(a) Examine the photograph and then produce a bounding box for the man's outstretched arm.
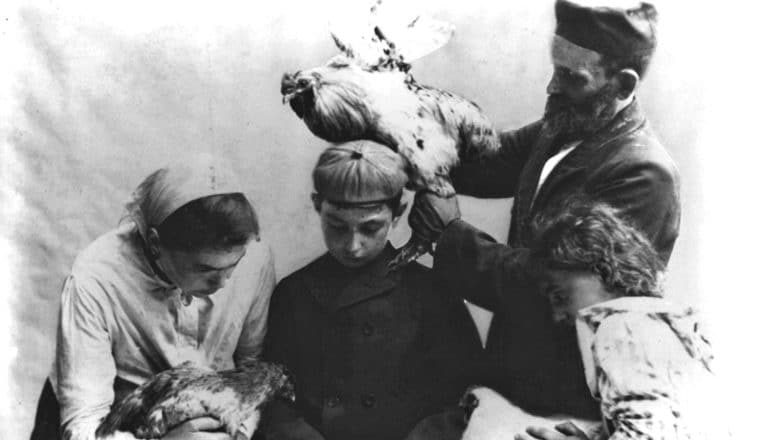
[450,121,543,198]
[409,191,530,312]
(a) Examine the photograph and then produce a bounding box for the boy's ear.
[311,193,323,212]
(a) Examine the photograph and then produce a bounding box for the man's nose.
[546,73,561,95]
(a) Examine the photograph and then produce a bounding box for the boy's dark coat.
[261,245,481,440]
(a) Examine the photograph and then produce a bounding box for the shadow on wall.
[3,1,704,438]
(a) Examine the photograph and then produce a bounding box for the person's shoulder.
[584,297,688,346]
[605,115,677,167]
[64,227,135,304]
[71,224,139,279]
[398,260,443,296]
[402,259,431,275]
[287,252,334,278]
[275,253,333,292]
[597,127,679,185]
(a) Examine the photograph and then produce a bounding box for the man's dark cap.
[555,0,658,58]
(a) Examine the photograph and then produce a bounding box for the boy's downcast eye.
[360,222,384,235]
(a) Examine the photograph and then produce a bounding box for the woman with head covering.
[32,155,275,440]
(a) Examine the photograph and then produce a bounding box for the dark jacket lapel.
[512,128,560,245]
[304,245,402,312]
[529,100,647,212]
[333,245,401,310]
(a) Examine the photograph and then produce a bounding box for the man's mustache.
[545,94,593,116]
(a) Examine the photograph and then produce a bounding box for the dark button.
[361,323,374,336]
[361,393,376,408]
[327,396,341,408]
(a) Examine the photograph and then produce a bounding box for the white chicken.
[459,386,605,440]
[280,0,500,269]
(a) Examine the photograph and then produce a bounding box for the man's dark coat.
[439,99,681,418]
[260,244,482,440]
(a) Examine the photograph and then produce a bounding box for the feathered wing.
[139,380,239,438]
[141,364,289,437]
[98,361,292,438]
[369,82,499,196]
[328,0,454,69]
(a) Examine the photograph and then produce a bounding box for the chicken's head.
[280,54,408,144]
[281,70,318,119]
[459,386,481,424]
[274,364,296,403]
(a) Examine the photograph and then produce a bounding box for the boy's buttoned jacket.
[261,244,481,440]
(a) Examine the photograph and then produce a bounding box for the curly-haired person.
[516,200,728,440]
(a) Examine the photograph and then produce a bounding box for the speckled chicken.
[95,360,294,439]
[281,1,500,269]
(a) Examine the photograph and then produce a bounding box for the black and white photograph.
[1,0,762,439]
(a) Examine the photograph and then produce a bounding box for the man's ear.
[146,227,162,259]
[615,68,639,100]
[311,193,323,212]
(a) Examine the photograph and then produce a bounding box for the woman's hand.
[514,421,591,440]
[162,417,231,440]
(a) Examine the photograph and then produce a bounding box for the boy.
[260,141,481,440]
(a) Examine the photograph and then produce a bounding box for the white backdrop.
[1,1,717,438]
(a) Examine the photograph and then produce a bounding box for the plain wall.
[2,1,705,438]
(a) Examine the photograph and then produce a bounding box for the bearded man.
[405,1,681,437]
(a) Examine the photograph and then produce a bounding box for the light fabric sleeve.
[593,313,692,440]
[54,276,138,440]
[233,242,276,365]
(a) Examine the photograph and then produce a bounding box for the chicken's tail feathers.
[95,391,147,437]
[449,98,501,162]
[94,376,174,436]
[458,122,501,163]
[95,363,201,436]
[327,1,454,69]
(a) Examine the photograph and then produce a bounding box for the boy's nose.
[346,233,364,253]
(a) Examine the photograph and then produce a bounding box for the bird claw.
[387,238,433,272]
[386,250,415,272]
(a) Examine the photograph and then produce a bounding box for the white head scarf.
[126,154,243,240]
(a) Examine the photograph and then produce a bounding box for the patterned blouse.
[575,297,728,439]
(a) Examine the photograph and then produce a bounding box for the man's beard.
[543,83,619,142]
